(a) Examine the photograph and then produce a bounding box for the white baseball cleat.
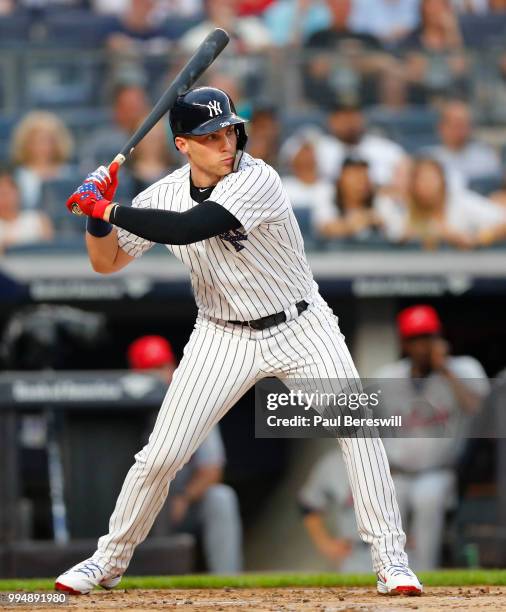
[55,557,122,595]
[376,564,423,596]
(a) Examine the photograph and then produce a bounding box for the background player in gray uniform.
[374,304,489,570]
[298,451,371,573]
[55,87,422,596]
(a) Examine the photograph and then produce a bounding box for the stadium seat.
[22,54,103,109]
[396,132,440,154]
[59,108,112,149]
[40,176,84,237]
[469,175,503,197]
[42,12,117,48]
[40,173,136,237]
[0,114,17,139]
[5,237,87,255]
[0,141,9,163]
[0,15,32,47]
[322,234,393,251]
[459,14,506,48]
[281,111,326,141]
[367,106,439,140]
[164,15,205,40]
[0,115,17,161]
[293,207,313,238]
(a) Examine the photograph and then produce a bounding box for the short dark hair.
[111,82,145,104]
[327,101,362,114]
[251,102,278,119]
[342,156,369,169]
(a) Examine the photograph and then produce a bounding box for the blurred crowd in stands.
[1,0,506,253]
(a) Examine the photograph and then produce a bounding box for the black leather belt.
[229,300,309,331]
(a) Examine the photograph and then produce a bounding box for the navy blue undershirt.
[111,175,241,245]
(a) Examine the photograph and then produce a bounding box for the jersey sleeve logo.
[219,229,248,252]
[207,100,222,117]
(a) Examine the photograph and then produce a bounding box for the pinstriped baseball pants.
[96,295,408,574]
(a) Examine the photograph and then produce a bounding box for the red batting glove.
[104,162,120,200]
[85,162,120,201]
[66,182,111,219]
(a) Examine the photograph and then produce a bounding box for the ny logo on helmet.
[207,100,222,117]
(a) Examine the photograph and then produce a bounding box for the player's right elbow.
[89,257,116,275]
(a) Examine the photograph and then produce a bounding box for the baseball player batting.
[56,87,422,596]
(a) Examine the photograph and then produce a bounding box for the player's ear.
[174,136,188,154]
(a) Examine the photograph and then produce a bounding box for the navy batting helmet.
[169,86,248,153]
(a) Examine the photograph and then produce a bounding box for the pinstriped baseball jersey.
[117,153,317,321]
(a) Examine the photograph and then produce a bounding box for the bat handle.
[109,153,127,170]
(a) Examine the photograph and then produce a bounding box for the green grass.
[0,570,506,591]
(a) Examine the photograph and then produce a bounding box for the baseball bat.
[71,28,229,214]
[112,27,230,166]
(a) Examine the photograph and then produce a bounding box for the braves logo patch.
[219,229,248,252]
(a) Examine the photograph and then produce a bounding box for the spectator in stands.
[245,103,281,169]
[0,166,53,252]
[10,111,75,211]
[318,157,384,240]
[352,0,420,44]
[400,0,463,51]
[80,82,150,172]
[105,0,170,54]
[303,0,399,107]
[280,127,335,234]
[263,0,332,47]
[127,335,243,574]
[374,304,489,569]
[282,135,385,241]
[376,157,506,248]
[425,99,501,187]
[399,0,469,102]
[314,102,407,186]
[298,450,370,572]
[179,0,272,53]
[94,0,203,19]
[451,0,488,11]
[305,0,381,49]
[128,120,175,194]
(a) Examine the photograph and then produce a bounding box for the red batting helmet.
[397,305,442,339]
[127,335,175,370]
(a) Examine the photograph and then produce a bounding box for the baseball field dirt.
[3,586,506,611]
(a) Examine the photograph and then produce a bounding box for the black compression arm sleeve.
[111,200,241,245]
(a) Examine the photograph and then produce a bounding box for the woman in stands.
[322,156,383,241]
[282,132,384,242]
[10,111,75,210]
[0,165,53,252]
[376,157,506,249]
